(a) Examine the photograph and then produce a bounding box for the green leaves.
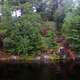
[62,8,80,54]
[3,2,42,54]
[46,30,57,48]
[2,1,57,55]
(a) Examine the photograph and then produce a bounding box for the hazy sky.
[74,0,79,7]
[12,9,22,17]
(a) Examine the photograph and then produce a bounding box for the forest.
[0,0,80,62]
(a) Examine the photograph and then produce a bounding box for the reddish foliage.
[58,35,76,60]
[67,49,76,60]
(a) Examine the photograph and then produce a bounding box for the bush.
[3,2,57,55]
[3,2,43,54]
[62,12,80,54]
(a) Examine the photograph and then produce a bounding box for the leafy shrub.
[3,2,43,54]
[62,12,80,54]
[3,2,57,55]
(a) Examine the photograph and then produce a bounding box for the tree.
[3,1,57,55]
[0,0,12,31]
[34,0,74,31]
[53,0,74,31]
[62,4,80,54]
[3,2,43,54]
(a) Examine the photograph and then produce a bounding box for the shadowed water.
[0,60,80,80]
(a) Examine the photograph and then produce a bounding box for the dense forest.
[0,0,80,60]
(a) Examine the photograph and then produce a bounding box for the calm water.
[0,60,80,80]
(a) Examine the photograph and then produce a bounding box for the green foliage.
[0,0,13,37]
[46,30,57,48]
[3,2,43,54]
[2,1,57,55]
[62,9,80,54]
[62,12,74,35]
[41,28,57,50]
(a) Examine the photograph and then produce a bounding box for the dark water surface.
[0,60,80,80]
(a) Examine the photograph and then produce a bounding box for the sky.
[12,9,22,17]
[73,0,79,7]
